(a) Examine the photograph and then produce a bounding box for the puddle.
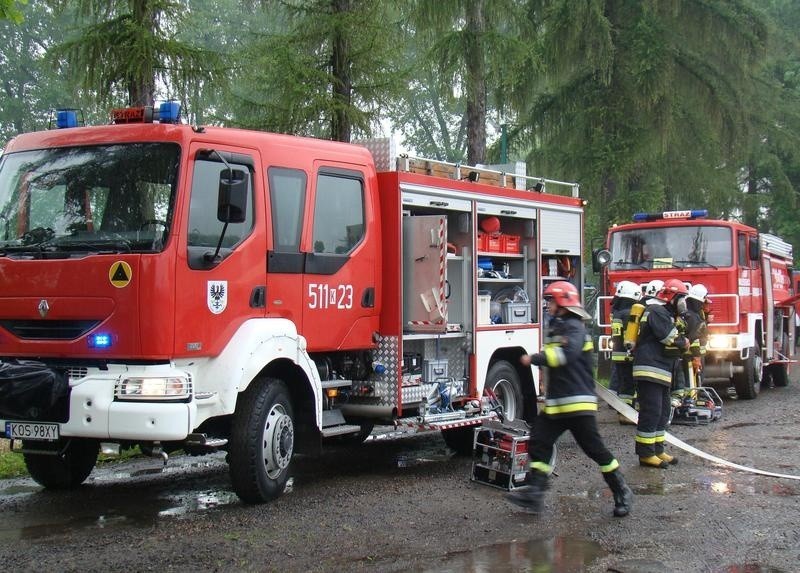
[420,537,607,573]
[584,476,799,500]
[396,451,452,468]
[0,484,42,496]
[713,565,787,573]
[722,422,761,430]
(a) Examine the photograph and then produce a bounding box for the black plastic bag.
[0,361,69,421]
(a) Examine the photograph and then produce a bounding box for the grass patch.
[0,441,27,478]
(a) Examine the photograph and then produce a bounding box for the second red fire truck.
[595,210,795,400]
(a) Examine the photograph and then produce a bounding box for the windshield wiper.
[41,239,132,253]
[610,261,648,270]
[672,260,718,269]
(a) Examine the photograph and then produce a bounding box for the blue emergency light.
[56,109,78,129]
[88,333,112,349]
[632,209,708,222]
[158,101,181,123]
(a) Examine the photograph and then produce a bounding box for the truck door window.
[311,172,364,255]
[187,159,254,259]
[738,233,747,267]
[268,167,306,252]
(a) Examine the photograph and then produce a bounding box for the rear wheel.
[23,438,99,489]
[229,379,295,504]
[767,363,788,388]
[732,347,761,400]
[485,360,523,421]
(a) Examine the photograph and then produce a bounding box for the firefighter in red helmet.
[507,281,633,517]
[632,278,689,468]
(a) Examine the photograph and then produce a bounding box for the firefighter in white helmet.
[633,279,689,468]
[507,281,633,517]
[684,283,711,381]
[609,281,642,423]
[643,279,665,304]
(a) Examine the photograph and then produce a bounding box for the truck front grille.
[0,319,101,340]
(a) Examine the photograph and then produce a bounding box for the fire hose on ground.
[594,382,800,481]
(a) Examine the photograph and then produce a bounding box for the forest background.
[1,0,799,268]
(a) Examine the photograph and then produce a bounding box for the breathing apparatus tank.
[623,302,646,350]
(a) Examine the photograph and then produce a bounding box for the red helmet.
[480,216,501,234]
[544,281,590,319]
[656,278,688,302]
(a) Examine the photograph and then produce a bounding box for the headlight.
[115,376,192,401]
[708,334,737,350]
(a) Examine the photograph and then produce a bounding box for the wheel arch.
[486,346,535,396]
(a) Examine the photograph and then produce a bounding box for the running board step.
[321,424,362,438]
[185,433,228,448]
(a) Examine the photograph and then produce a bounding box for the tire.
[767,364,789,388]
[229,379,295,504]
[485,360,524,421]
[23,438,99,489]
[441,426,475,456]
[732,347,762,400]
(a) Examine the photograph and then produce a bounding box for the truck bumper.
[1,364,196,442]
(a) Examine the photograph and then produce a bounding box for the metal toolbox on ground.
[471,420,530,490]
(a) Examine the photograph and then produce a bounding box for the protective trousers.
[528,414,619,475]
[615,362,637,407]
[635,380,671,457]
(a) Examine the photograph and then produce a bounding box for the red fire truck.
[0,105,584,502]
[595,210,795,400]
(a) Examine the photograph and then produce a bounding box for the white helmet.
[644,279,664,298]
[615,280,642,301]
[687,283,710,303]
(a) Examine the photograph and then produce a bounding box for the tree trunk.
[465,0,486,165]
[330,0,352,142]
[128,0,156,106]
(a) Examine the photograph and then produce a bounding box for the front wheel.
[732,347,761,400]
[23,438,99,489]
[229,379,295,504]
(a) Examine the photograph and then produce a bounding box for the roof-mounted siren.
[49,108,84,129]
[110,101,182,125]
[632,209,708,222]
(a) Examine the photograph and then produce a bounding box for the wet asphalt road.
[0,380,798,573]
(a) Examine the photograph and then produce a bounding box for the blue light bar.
[88,333,112,349]
[56,110,78,129]
[632,209,708,222]
[158,101,181,124]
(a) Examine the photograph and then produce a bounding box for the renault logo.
[38,299,49,318]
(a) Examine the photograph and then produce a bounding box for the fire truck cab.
[595,210,795,400]
[0,105,585,502]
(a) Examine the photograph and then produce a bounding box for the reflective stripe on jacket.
[530,314,598,418]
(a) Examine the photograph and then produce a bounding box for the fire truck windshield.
[0,143,180,255]
[608,225,732,270]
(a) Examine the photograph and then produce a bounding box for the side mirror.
[748,236,759,262]
[592,248,611,273]
[217,169,249,223]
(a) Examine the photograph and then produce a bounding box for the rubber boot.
[639,455,669,469]
[506,470,549,514]
[602,469,633,517]
[657,452,678,465]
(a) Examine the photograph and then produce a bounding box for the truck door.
[174,145,267,357]
[301,164,379,351]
